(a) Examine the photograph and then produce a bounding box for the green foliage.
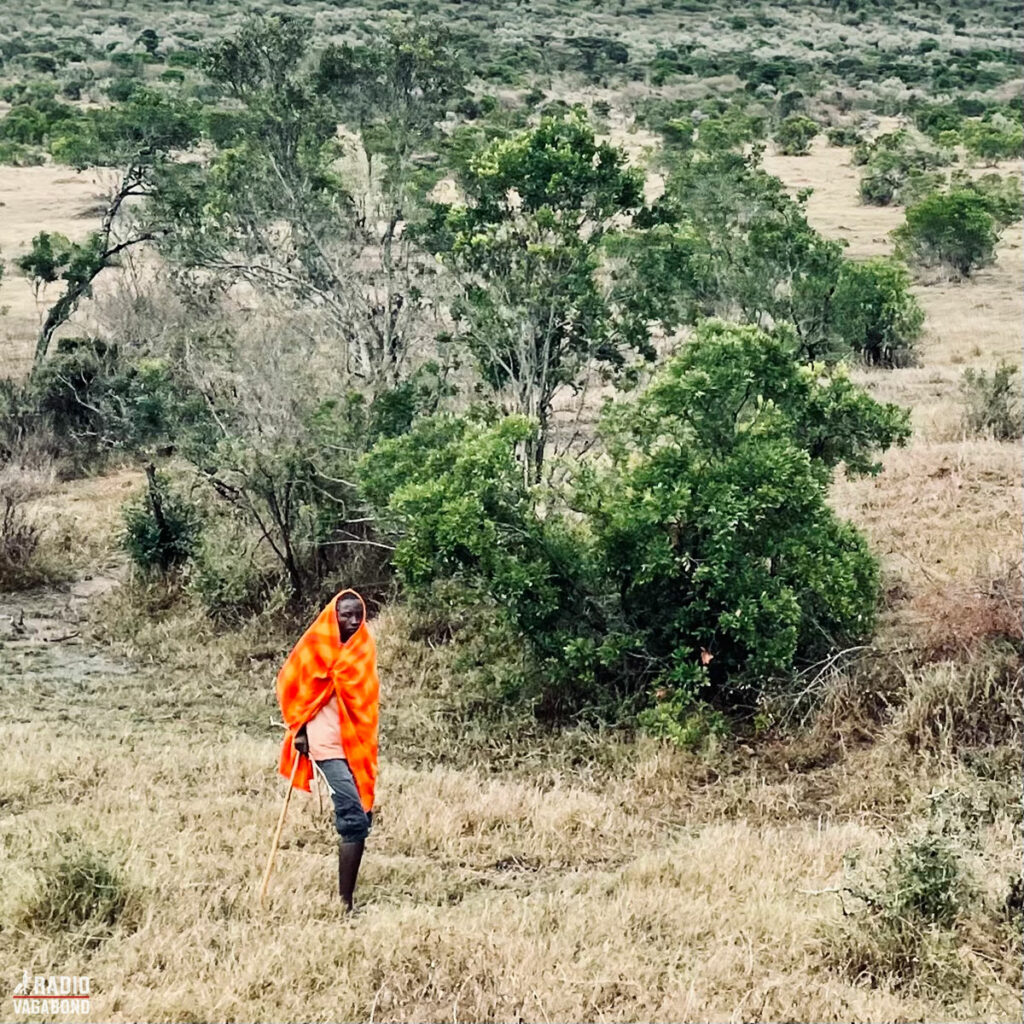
[0,140,44,166]
[187,526,280,623]
[893,190,999,278]
[962,119,1023,164]
[15,231,74,293]
[0,95,80,146]
[121,467,201,574]
[429,109,649,479]
[856,132,952,207]
[960,363,1023,440]
[637,695,728,751]
[774,114,818,155]
[949,171,1023,228]
[827,830,977,995]
[913,103,962,140]
[165,18,465,392]
[628,149,888,364]
[47,87,201,169]
[361,321,909,725]
[136,28,160,56]
[833,258,924,367]
[826,124,863,147]
[7,340,187,470]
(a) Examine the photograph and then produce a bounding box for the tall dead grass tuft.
[891,650,1022,754]
[913,563,1023,661]
[0,461,67,590]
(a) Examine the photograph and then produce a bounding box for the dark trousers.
[314,758,371,842]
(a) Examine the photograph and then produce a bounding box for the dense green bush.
[962,119,1023,164]
[894,190,1000,278]
[6,339,188,471]
[361,321,909,726]
[856,131,953,207]
[0,95,80,145]
[833,258,924,367]
[826,124,863,147]
[122,466,201,574]
[0,140,44,165]
[774,114,818,155]
[948,171,1023,228]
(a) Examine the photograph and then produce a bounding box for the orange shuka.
[275,590,379,811]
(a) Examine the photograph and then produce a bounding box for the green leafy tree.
[165,17,465,390]
[893,190,1000,278]
[136,29,160,57]
[24,90,200,369]
[429,109,650,480]
[625,149,849,362]
[833,258,924,366]
[774,114,818,155]
[361,321,910,723]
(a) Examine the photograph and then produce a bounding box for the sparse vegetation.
[960,362,1023,440]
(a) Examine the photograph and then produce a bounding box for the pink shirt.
[306,693,346,761]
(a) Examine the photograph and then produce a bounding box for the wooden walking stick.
[259,754,302,907]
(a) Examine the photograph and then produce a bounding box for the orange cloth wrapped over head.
[275,590,379,811]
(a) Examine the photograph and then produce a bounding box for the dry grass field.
[0,131,1021,1022]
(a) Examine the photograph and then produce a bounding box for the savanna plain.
[0,1,1022,1021]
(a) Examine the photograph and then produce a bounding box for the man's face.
[336,597,363,642]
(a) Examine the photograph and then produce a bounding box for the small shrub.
[826,124,862,147]
[960,362,1022,439]
[637,693,728,751]
[963,121,1023,165]
[121,465,201,574]
[0,464,63,590]
[187,527,280,624]
[0,140,44,166]
[823,831,975,995]
[950,171,1023,228]
[774,114,818,155]
[893,190,999,278]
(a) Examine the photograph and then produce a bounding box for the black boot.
[338,839,365,912]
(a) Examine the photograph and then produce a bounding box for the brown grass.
[0,107,1021,1023]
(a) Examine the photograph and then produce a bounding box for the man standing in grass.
[276,589,379,911]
